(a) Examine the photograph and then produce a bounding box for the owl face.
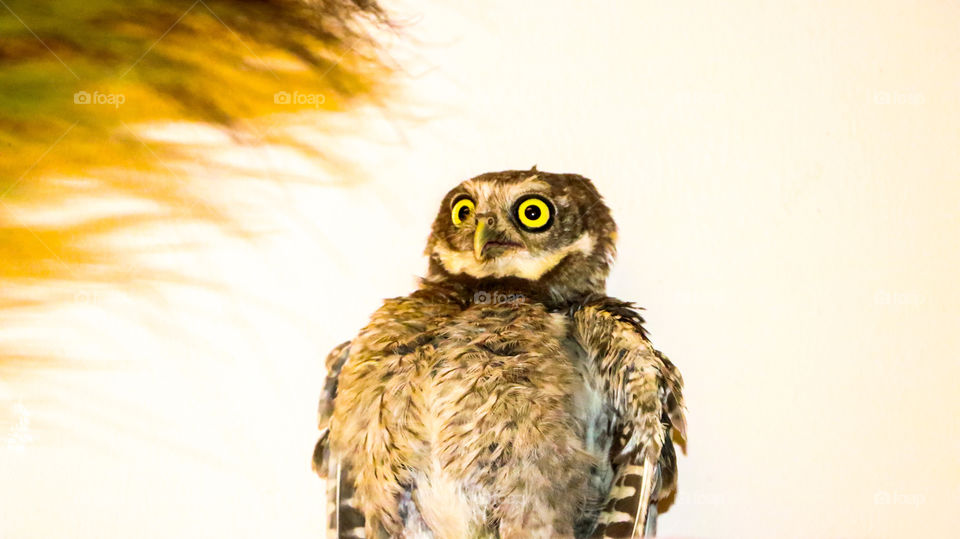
[425,169,617,297]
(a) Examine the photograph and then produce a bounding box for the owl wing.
[571,298,686,538]
[312,341,367,539]
[312,340,351,477]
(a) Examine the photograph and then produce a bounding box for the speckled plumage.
[313,169,685,538]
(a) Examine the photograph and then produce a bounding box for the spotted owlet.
[313,169,685,538]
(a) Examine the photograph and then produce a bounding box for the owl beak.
[473,218,497,261]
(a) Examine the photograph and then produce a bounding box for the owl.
[313,169,685,538]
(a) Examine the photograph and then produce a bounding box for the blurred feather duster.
[0,0,390,283]
[0,1,392,376]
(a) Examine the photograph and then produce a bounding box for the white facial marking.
[433,233,596,280]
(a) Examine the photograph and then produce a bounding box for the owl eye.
[514,195,553,232]
[451,197,475,226]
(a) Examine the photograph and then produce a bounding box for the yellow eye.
[451,197,475,226]
[515,196,553,231]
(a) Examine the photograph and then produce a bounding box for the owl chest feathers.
[331,296,615,533]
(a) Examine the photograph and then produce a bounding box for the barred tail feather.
[590,461,646,538]
[326,456,366,539]
[631,457,658,538]
[591,459,662,538]
[593,427,677,538]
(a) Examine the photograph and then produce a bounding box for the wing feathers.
[572,298,686,537]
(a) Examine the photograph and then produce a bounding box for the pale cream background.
[2,1,959,537]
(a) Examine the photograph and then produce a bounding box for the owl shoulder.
[566,294,650,342]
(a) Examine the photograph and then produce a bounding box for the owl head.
[424,168,617,303]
